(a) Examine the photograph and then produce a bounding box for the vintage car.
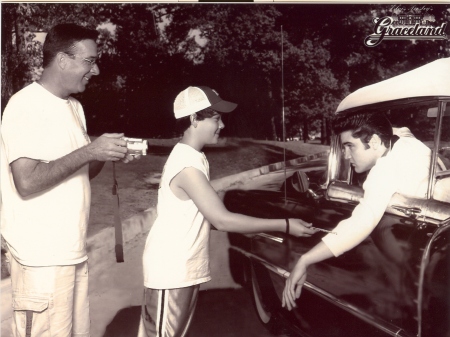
[223,57,450,337]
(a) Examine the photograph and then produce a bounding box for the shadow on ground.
[102,288,286,337]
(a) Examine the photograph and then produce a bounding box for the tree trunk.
[271,116,277,141]
[1,6,16,113]
[302,117,309,143]
[321,116,325,144]
[325,117,332,145]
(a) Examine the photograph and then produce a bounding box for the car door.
[251,101,443,337]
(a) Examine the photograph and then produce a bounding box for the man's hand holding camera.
[87,133,147,163]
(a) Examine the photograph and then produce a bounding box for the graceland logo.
[365,16,448,47]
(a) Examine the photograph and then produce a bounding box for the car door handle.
[391,205,422,217]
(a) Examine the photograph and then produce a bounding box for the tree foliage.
[2,3,449,142]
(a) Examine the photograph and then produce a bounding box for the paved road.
[87,228,291,337]
[1,169,304,337]
[2,153,324,336]
[91,228,292,337]
[93,163,309,337]
[103,288,290,337]
[1,193,294,337]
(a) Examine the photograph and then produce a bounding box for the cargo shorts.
[5,250,90,337]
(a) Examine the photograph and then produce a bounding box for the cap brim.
[210,100,237,113]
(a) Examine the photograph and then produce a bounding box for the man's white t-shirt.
[142,143,212,289]
[322,135,431,257]
[1,82,91,266]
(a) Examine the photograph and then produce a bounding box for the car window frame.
[327,97,450,204]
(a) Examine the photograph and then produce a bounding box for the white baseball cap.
[173,86,237,119]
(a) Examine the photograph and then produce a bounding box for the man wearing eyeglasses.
[1,23,136,337]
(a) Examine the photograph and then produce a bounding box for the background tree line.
[2,3,449,143]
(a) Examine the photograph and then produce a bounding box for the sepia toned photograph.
[1,2,449,336]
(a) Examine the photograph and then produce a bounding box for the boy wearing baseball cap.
[138,86,317,337]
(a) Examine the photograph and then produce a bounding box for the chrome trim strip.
[428,100,446,198]
[231,246,412,337]
[257,233,284,243]
[327,181,450,225]
[326,136,340,186]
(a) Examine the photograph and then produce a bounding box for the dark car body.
[223,58,450,337]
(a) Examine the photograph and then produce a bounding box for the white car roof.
[336,57,450,113]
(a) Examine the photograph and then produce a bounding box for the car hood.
[337,57,450,113]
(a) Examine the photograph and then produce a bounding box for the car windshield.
[334,100,450,197]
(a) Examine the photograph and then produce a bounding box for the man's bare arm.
[11,133,127,197]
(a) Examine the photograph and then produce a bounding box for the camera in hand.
[123,137,148,156]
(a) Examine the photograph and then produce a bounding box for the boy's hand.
[288,219,320,237]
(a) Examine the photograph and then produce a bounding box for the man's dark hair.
[332,112,393,148]
[43,24,98,68]
[175,107,220,135]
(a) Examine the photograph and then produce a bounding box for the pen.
[312,227,337,235]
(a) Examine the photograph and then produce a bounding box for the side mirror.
[286,171,320,199]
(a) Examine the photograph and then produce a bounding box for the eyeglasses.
[66,53,98,68]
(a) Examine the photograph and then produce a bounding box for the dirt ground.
[1,138,329,278]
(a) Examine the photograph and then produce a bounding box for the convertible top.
[336,57,450,113]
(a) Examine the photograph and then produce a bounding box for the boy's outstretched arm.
[173,167,317,237]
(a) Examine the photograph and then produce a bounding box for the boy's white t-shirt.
[1,82,91,266]
[142,143,212,289]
